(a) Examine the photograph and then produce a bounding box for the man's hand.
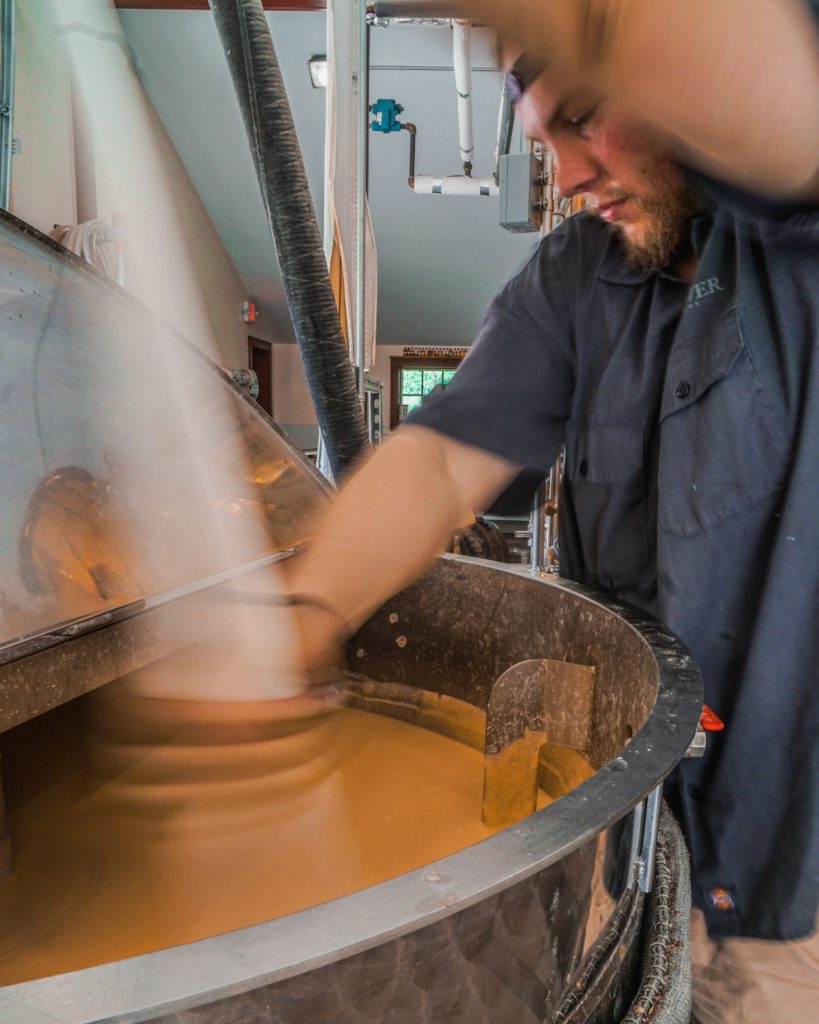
[286,426,521,652]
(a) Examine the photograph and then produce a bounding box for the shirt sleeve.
[407,227,577,475]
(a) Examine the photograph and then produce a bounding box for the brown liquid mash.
[0,693,549,986]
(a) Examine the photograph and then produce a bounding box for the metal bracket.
[685,722,707,758]
[628,784,663,893]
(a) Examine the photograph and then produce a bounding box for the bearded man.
[284,2,819,1020]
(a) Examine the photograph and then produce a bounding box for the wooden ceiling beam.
[113,2,326,11]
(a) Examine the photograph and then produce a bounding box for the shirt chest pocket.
[563,423,650,589]
[658,308,790,537]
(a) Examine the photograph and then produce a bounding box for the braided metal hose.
[209,0,369,481]
[622,804,693,1024]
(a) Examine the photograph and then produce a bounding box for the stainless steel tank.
[0,212,702,1023]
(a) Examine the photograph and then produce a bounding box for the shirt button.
[675,380,692,400]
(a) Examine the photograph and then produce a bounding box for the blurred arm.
[465,0,819,199]
[287,425,520,672]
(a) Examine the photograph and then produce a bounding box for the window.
[389,357,461,429]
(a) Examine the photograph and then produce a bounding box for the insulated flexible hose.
[209,0,369,481]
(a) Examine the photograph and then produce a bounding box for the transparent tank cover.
[0,214,327,652]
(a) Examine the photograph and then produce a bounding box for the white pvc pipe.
[355,0,367,397]
[411,174,498,196]
[452,19,474,171]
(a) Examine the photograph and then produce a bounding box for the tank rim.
[0,558,703,1024]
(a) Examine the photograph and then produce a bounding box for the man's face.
[517,74,701,271]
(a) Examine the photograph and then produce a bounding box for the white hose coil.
[56,220,121,283]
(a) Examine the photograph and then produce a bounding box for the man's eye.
[569,105,598,132]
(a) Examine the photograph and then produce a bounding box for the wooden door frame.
[248,336,273,417]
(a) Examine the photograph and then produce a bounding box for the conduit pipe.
[452,19,474,175]
[209,0,368,481]
[494,76,516,184]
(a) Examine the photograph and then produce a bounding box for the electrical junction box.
[499,153,543,233]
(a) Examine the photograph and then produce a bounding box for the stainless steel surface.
[0,557,702,1023]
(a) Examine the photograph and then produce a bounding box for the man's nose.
[552,143,600,198]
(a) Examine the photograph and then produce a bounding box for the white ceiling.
[119,11,536,348]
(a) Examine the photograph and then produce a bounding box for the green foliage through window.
[399,364,460,421]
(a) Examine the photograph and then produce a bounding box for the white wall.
[11,1,77,234]
[272,342,317,444]
[273,342,425,446]
[10,0,253,370]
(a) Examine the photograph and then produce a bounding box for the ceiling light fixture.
[308,55,328,89]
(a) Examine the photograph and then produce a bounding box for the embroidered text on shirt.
[686,276,725,309]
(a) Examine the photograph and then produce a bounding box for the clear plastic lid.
[0,214,327,653]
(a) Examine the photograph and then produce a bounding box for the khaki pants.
[690,910,819,1023]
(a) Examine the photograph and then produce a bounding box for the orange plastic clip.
[701,705,725,732]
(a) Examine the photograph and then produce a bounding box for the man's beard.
[612,168,704,272]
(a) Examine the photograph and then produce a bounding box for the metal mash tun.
[0,212,702,1023]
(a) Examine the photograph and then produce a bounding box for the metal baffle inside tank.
[482,658,597,827]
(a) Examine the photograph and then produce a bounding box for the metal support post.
[529,478,547,573]
[0,0,16,211]
[634,785,663,893]
[544,451,561,567]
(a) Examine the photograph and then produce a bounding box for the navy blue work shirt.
[410,181,819,940]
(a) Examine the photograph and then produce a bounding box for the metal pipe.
[0,0,16,211]
[403,121,417,185]
[209,0,369,482]
[544,451,561,565]
[529,478,547,573]
[355,0,368,400]
[452,19,474,176]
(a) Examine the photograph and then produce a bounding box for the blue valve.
[370,98,404,134]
